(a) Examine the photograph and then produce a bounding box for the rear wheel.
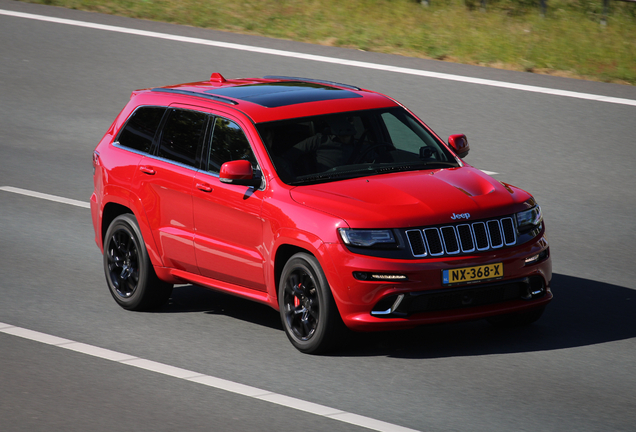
[487,306,545,327]
[279,253,343,354]
[103,214,172,311]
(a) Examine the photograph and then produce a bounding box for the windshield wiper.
[418,161,458,168]
[371,160,457,174]
[287,161,458,185]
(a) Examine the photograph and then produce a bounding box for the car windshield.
[256,107,459,185]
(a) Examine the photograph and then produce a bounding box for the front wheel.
[279,253,343,354]
[103,214,172,311]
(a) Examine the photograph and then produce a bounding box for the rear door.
[133,107,210,273]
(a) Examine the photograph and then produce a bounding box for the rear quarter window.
[116,106,165,153]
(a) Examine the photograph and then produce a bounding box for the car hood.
[289,166,532,228]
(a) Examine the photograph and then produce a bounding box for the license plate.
[442,263,503,285]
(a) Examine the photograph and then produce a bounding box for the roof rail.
[150,88,238,105]
[262,76,361,91]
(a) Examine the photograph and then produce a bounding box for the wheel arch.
[100,200,164,267]
[101,202,132,245]
[273,244,309,301]
[270,237,349,310]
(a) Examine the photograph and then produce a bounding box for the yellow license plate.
[442,263,503,285]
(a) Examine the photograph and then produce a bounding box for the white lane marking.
[120,358,206,380]
[1,9,635,107]
[188,375,273,398]
[60,342,137,362]
[0,186,90,208]
[0,322,421,432]
[2,325,74,345]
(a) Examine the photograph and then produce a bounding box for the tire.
[487,306,545,327]
[103,214,172,311]
[279,252,343,354]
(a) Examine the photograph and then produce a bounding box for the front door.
[192,116,266,290]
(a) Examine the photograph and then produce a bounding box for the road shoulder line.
[1,8,635,107]
[0,322,421,432]
[0,186,90,208]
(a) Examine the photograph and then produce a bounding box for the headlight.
[516,204,543,232]
[338,228,396,247]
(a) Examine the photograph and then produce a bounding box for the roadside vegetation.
[24,0,636,84]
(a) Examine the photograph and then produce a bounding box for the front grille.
[406,217,516,258]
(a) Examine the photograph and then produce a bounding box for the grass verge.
[21,0,636,84]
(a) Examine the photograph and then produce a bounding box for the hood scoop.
[435,168,496,197]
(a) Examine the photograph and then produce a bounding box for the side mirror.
[448,134,470,159]
[219,160,262,187]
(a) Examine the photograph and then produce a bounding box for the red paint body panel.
[92,74,552,333]
[322,229,551,331]
[133,156,199,273]
[192,170,266,290]
[289,166,531,229]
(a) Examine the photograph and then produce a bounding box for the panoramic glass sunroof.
[204,82,362,108]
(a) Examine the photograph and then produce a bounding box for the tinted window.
[117,107,165,153]
[157,109,208,167]
[380,111,440,153]
[256,107,457,185]
[208,118,257,173]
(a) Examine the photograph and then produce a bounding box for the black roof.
[204,81,362,108]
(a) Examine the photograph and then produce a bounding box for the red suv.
[91,73,552,353]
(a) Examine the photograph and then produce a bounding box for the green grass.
[24,0,636,84]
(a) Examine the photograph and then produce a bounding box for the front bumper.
[323,231,552,332]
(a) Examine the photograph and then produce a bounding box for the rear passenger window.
[157,109,208,167]
[208,118,257,173]
[117,107,165,153]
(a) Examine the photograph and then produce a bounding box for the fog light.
[525,248,549,266]
[353,272,408,281]
[371,274,408,280]
[525,254,540,265]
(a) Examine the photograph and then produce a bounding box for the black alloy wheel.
[279,252,343,354]
[103,214,172,311]
[283,267,319,341]
[106,227,140,299]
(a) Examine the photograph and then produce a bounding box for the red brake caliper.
[294,283,301,307]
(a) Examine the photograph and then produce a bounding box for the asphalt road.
[1,1,635,431]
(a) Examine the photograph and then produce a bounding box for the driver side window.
[207,117,257,173]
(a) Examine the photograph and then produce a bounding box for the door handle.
[196,182,213,192]
[139,166,156,175]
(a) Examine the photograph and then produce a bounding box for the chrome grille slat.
[423,228,444,256]
[440,226,460,254]
[456,224,475,253]
[501,217,516,246]
[406,229,427,257]
[487,220,503,248]
[473,222,490,251]
[406,216,517,258]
